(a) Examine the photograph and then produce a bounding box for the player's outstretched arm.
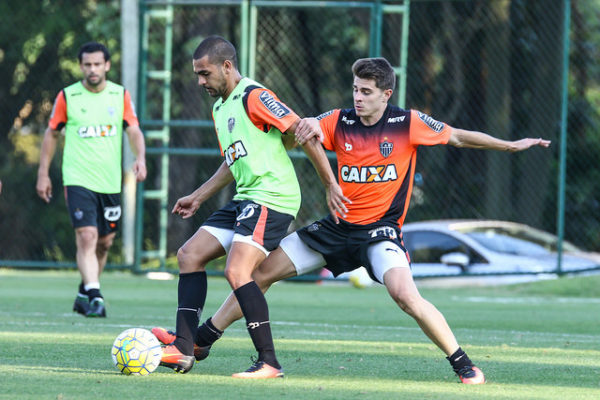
[36,127,60,203]
[448,128,551,152]
[172,161,234,219]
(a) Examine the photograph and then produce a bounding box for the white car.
[401,220,600,277]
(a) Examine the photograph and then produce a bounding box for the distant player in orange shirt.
[183,58,551,384]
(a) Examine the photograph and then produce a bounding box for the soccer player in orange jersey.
[180,57,550,384]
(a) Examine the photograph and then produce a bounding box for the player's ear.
[105,60,111,72]
[223,59,234,74]
[382,88,393,102]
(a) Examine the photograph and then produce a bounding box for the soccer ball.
[347,267,375,288]
[111,328,163,375]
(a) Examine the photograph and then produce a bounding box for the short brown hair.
[351,58,395,91]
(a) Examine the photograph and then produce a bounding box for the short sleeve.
[409,110,452,146]
[48,91,67,131]
[245,88,300,134]
[123,90,140,128]
[316,109,340,151]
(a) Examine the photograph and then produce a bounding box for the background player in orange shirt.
[172,57,550,384]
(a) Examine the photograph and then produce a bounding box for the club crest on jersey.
[417,111,444,133]
[228,117,235,133]
[225,140,248,166]
[259,91,290,118]
[340,164,398,183]
[380,141,393,157]
[77,125,117,138]
[107,106,115,117]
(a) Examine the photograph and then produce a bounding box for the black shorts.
[203,200,294,252]
[64,186,121,236]
[296,215,408,281]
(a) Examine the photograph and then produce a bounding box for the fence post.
[556,0,571,276]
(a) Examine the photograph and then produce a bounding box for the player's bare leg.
[96,232,116,276]
[75,226,100,286]
[211,247,297,330]
[383,267,485,384]
[188,247,297,368]
[74,226,106,317]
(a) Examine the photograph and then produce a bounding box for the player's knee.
[76,229,98,248]
[251,268,274,291]
[176,245,205,273]
[391,291,421,316]
[97,236,114,254]
[224,265,251,289]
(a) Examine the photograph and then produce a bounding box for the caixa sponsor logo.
[259,91,290,118]
[104,206,121,222]
[78,125,117,138]
[225,140,248,166]
[368,226,398,239]
[340,164,398,183]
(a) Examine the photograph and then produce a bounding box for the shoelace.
[245,356,264,372]
[456,365,476,378]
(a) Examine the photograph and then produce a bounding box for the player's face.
[193,56,228,98]
[353,77,391,124]
[80,51,110,88]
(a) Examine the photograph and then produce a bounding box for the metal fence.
[1,0,599,278]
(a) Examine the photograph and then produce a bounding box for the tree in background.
[0,0,120,260]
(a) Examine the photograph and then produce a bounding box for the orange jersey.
[48,87,139,131]
[318,106,452,227]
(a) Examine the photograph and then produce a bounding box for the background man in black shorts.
[36,42,146,317]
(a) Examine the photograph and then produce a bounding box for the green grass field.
[1,269,599,399]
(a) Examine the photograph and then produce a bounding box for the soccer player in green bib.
[152,36,348,378]
[36,42,147,318]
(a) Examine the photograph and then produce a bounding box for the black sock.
[174,271,207,355]
[77,282,87,297]
[234,281,280,369]
[446,347,473,372]
[196,317,223,347]
[87,288,102,301]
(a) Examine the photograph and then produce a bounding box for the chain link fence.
[1,0,599,275]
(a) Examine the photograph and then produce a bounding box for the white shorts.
[200,226,269,256]
[280,232,409,283]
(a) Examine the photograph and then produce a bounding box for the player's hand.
[510,138,551,152]
[133,158,147,182]
[295,118,323,145]
[36,176,53,203]
[171,193,201,219]
[326,182,351,224]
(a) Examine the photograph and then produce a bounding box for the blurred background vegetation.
[0,0,598,267]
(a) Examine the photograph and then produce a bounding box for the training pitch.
[0,269,599,399]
